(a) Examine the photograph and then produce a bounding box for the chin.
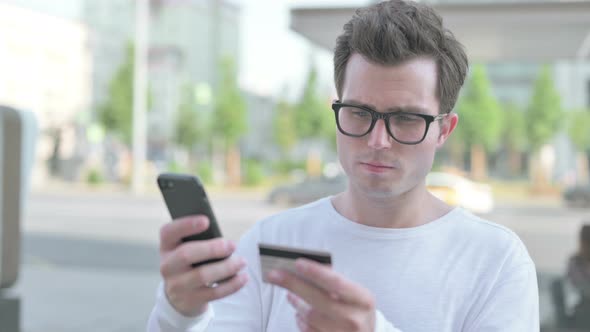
[352,179,409,199]
[355,170,427,199]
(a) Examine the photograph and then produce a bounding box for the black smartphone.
[157,173,225,267]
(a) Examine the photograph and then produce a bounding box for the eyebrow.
[342,99,431,115]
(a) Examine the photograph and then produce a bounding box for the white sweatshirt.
[148,197,539,331]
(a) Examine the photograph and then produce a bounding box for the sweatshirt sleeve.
[374,310,403,332]
[146,224,265,332]
[146,282,214,332]
[462,261,539,331]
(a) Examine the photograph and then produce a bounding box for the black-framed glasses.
[331,101,448,145]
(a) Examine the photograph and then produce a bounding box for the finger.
[287,292,311,314]
[197,272,249,302]
[160,238,235,277]
[182,256,246,288]
[296,312,320,332]
[295,258,373,307]
[268,270,340,317]
[160,215,210,252]
[168,271,249,308]
[288,293,346,331]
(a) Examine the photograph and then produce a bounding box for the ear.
[435,113,458,149]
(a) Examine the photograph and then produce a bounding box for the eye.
[352,110,371,118]
[395,114,421,122]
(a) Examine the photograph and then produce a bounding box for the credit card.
[258,243,332,283]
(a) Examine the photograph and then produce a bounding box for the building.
[0,0,242,182]
[149,0,241,143]
[0,2,92,185]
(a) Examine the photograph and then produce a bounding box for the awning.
[290,1,590,62]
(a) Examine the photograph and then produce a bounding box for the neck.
[332,182,451,229]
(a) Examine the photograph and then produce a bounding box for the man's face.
[337,54,457,199]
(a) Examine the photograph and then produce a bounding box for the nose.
[367,119,392,149]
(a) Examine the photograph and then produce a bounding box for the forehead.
[342,54,440,114]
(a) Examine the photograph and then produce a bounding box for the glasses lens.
[389,113,426,143]
[388,113,427,143]
[337,106,372,136]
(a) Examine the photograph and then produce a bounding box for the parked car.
[267,175,347,206]
[563,184,590,208]
[426,172,494,214]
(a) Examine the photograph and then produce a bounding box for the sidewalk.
[16,264,159,332]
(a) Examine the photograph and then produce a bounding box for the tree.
[273,97,297,156]
[455,65,503,179]
[567,109,590,154]
[525,66,563,187]
[293,65,334,177]
[502,103,527,177]
[294,65,333,143]
[567,109,590,183]
[98,43,134,145]
[97,42,152,145]
[444,122,467,171]
[211,56,248,185]
[174,83,209,167]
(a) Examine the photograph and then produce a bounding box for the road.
[11,189,590,331]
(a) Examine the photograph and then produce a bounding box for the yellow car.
[426,172,494,214]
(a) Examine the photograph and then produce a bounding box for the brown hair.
[334,0,469,114]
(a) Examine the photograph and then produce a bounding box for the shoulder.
[451,208,523,243]
[448,208,533,265]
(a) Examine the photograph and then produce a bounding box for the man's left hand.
[267,258,376,332]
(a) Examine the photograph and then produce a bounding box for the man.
[148,1,539,331]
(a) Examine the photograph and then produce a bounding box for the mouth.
[359,161,397,173]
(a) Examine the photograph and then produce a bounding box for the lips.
[361,160,396,168]
[360,161,396,173]
[362,162,393,168]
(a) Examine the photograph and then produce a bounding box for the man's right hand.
[159,215,249,317]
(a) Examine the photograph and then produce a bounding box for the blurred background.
[0,0,589,331]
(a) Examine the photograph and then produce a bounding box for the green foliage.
[98,44,135,144]
[455,65,504,152]
[97,43,152,145]
[273,98,297,154]
[502,103,527,151]
[86,168,103,185]
[212,57,247,149]
[167,160,186,173]
[174,84,208,150]
[444,107,467,166]
[197,161,213,185]
[568,109,590,152]
[294,66,333,141]
[243,159,264,186]
[525,66,563,152]
[272,159,306,175]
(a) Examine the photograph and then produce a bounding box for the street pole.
[575,30,590,183]
[132,0,149,194]
[210,0,224,184]
[211,0,220,89]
